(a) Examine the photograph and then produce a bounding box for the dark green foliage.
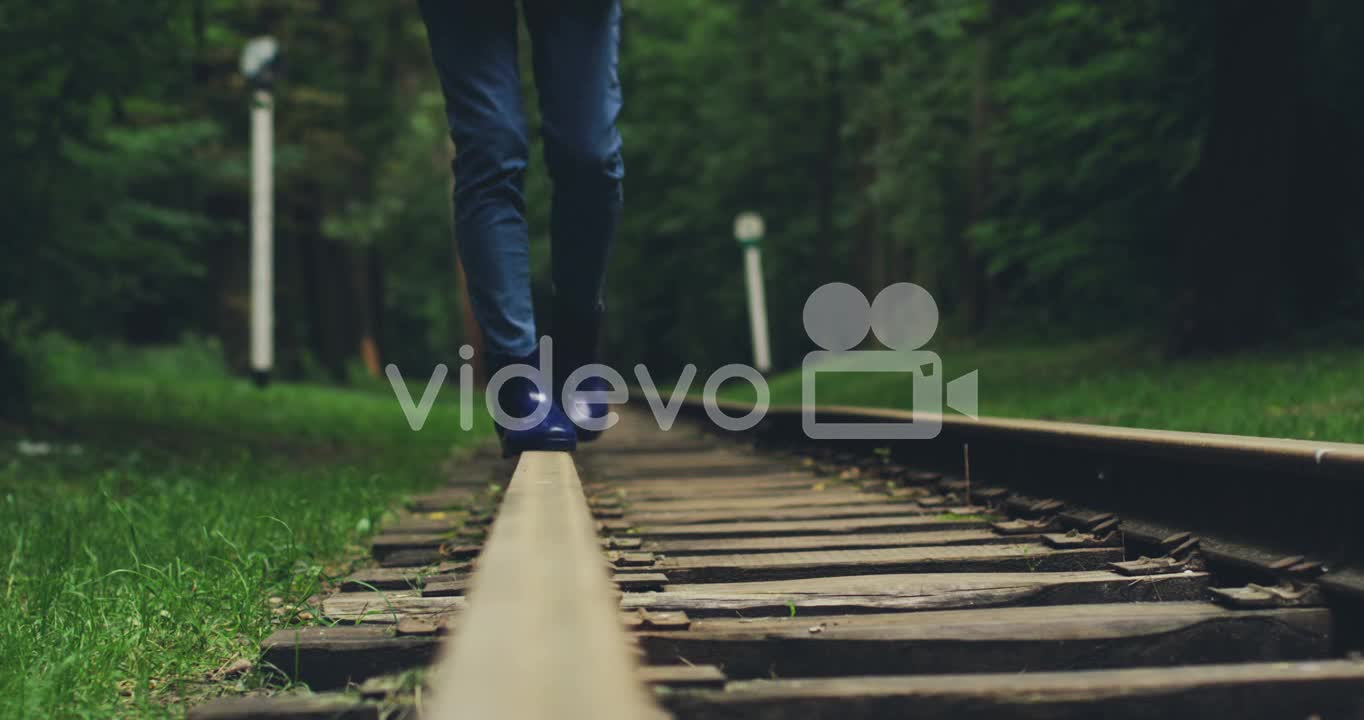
[1,0,468,400]
[5,0,1364,404]
[0,337,27,419]
[981,0,1212,326]
[609,0,1364,369]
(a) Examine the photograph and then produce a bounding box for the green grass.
[0,336,490,717]
[9,333,1364,716]
[725,335,1364,442]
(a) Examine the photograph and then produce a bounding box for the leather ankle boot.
[485,346,577,457]
[552,304,610,442]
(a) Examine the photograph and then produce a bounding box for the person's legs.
[524,0,624,321]
[419,0,576,454]
[418,0,537,361]
[524,0,624,439]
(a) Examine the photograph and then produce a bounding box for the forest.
[7,3,1364,715]
[4,0,1364,403]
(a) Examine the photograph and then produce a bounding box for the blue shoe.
[553,304,609,443]
[564,374,610,443]
[488,349,577,457]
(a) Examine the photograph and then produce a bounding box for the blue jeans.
[419,0,624,360]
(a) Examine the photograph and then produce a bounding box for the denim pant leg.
[418,0,538,359]
[525,0,625,314]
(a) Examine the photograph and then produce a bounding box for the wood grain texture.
[260,626,439,690]
[190,694,378,720]
[663,660,1364,720]
[619,491,883,513]
[600,472,816,489]
[639,603,1332,678]
[640,529,1031,556]
[321,591,463,623]
[620,570,1209,616]
[596,460,795,481]
[637,513,991,539]
[599,478,828,500]
[624,502,935,525]
[653,543,1121,583]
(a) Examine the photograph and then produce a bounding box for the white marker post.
[241,37,280,386]
[734,212,772,373]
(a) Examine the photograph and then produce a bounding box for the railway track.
[193,401,1364,719]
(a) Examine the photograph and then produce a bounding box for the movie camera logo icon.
[801,282,978,440]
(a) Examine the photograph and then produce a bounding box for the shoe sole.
[500,435,578,458]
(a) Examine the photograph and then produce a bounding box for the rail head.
[682,398,1364,475]
[426,451,662,720]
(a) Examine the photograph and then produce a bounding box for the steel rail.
[425,451,662,720]
[687,399,1364,473]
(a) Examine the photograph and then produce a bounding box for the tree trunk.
[962,11,995,334]
[355,245,383,378]
[814,0,845,289]
[299,226,354,383]
[1171,0,1305,354]
[856,133,883,304]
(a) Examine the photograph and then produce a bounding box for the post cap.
[240,36,280,86]
[734,212,764,246]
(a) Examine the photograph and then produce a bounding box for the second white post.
[734,212,771,373]
[249,87,274,384]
